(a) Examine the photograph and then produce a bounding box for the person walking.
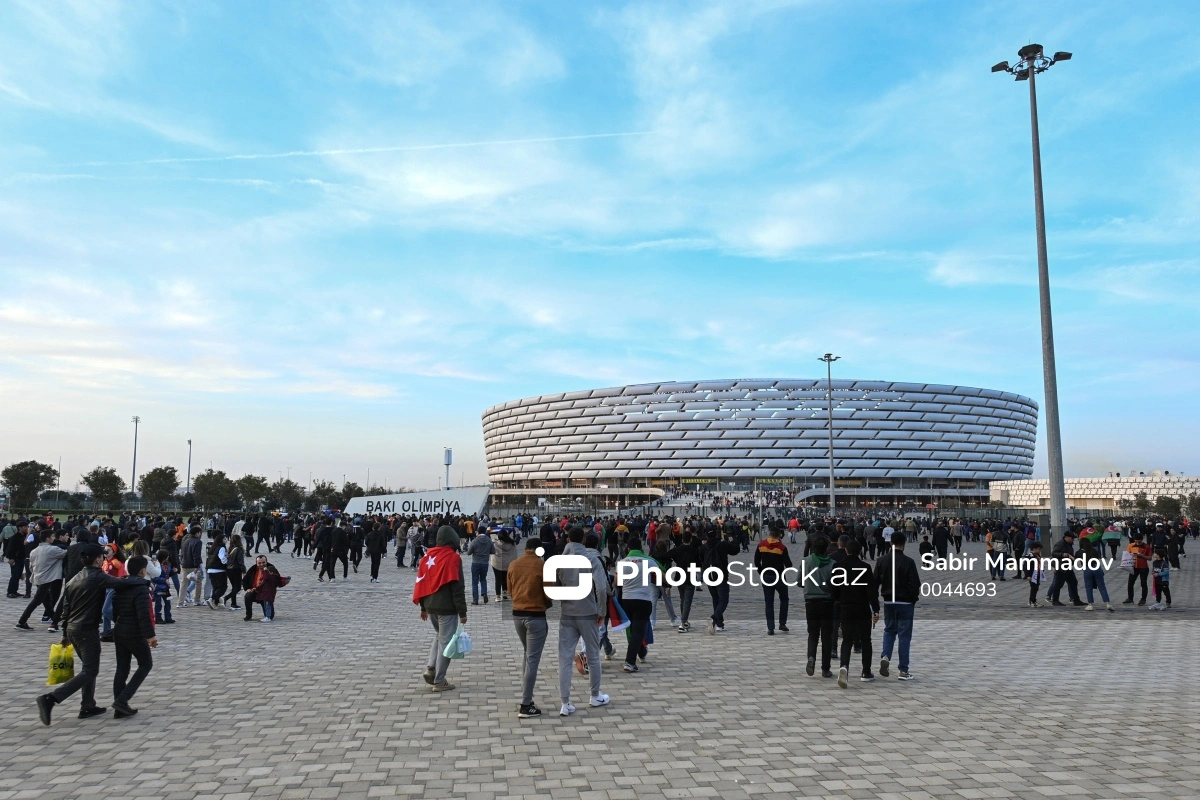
[802,535,837,678]
[616,536,657,673]
[224,533,246,610]
[1078,533,1114,612]
[15,529,67,631]
[507,537,552,718]
[831,539,879,688]
[702,530,740,634]
[667,532,701,632]
[365,522,388,583]
[466,528,494,605]
[204,534,229,609]
[413,526,468,692]
[179,526,204,607]
[753,522,792,636]
[873,531,921,681]
[556,528,610,716]
[489,529,518,600]
[35,544,146,725]
[110,555,157,718]
[326,520,350,581]
[1124,533,1152,605]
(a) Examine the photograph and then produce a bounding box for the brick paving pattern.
[2,541,1197,800]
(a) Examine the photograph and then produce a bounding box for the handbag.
[47,643,75,686]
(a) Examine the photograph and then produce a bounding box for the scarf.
[412,545,461,604]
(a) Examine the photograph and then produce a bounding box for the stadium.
[482,379,1038,512]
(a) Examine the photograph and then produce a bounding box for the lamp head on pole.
[991,43,1070,79]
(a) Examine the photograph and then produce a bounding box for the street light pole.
[992,44,1072,541]
[131,416,141,495]
[817,354,840,516]
[186,439,193,494]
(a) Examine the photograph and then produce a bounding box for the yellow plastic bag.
[47,643,75,686]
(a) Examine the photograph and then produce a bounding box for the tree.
[268,478,305,512]
[81,466,127,509]
[1,460,59,509]
[305,479,340,512]
[1186,492,1200,520]
[138,466,180,507]
[1153,495,1182,518]
[192,469,240,511]
[1134,492,1150,513]
[1117,497,1135,512]
[341,482,365,506]
[235,475,271,509]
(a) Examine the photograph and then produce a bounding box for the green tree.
[1186,492,1200,520]
[1117,497,1135,513]
[138,466,180,507]
[1153,495,1182,518]
[1134,492,1150,513]
[341,481,365,506]
[81,466,127,509]
[304,479,339,512]
[1,460,59,509]
[192,469,240,511]
[268,478,306,512]
[235,474,271,509]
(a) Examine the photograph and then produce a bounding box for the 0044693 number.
[920,582,997,597]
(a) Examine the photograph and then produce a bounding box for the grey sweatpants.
[513,616,548,706]
[427,614,458,684]
[558,616,602,703]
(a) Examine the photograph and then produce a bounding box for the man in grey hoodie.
[555,528,610,717]
[466,530,494,604]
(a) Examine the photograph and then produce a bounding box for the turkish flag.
[412,546,462,604]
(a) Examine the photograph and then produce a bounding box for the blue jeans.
[154,593,173,623]
[708,583,730,626]
[470,562,489,602]
[101,588,115,635]
[1083,569,1109,603]
[260,600,274,619]
[881,603,914,672]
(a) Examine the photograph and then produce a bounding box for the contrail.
[76,131,652,167]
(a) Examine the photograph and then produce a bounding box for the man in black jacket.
[667,534,701,632]
[365,522,388,583]
[703,531,741,634]
[312,520,332,577]
[110,555,157,718]
[830,539,879,688]
[874,531,921,681]
[325,520,350,581]
[1048,532,1085,606]
[35,545,147,725]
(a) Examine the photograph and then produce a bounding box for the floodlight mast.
[992,43,1071,545]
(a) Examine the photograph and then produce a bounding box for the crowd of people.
[3,507,1190,725]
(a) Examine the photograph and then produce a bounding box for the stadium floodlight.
[990,42,1071,545]
[991,61,1010,73]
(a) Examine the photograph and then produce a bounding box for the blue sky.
[2,0,1198,492]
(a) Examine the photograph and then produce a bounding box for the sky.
[1,0,1198,494]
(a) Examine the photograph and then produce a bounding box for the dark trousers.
[20,580,62,626]
[678,584,695,624]
[207,572,228,603]
[763,584,788,631]
[708,583,730,627]
[370,553,382,579]
[1127,568,1149,602]
[325,552,348,579]
[622,599,652,667]
[113,633,153,705]
[805,599,837,670]
[1048,570,1079,602]
[7,560,23,595]
[225,569,243,606]
[492,567,508,596]
[51,627,101,709]
[838,610,873,674]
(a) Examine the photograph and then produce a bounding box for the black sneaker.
[879,657,890,677]
[778,623,789,632]
[14,622,32,630]
[37,694,55,726]
[518,703,542,719]
[1051,600,1065,606]
[860,673,876,682]
[78,706,107,719]
[806,657,815,677]
[113,701,138,719]
[897,671,914,681]
[821,670,834,678]
[1137,599,1146,606]
[1072,600,1087,607]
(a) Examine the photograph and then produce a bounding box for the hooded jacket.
[466,533,495,564]
[557,542,609,619]
[418,526,467,616]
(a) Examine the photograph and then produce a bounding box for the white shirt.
[882,526,894,542]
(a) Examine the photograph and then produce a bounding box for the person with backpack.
[874,531,921,681]
[802,535,837,678]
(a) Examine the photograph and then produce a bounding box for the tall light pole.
[130,416,141,495]
[444,448,453,492]
[817,355,840,515]
[992,44,1072,540]
[186,439,193,494]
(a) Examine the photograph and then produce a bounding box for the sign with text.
[344,486,490,517]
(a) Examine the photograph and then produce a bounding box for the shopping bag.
[443,623,470,659]
[456,628,473,656]
[47,643,75,686]
[1120,551,1134,573]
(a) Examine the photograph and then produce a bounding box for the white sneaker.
[559,702,576,717]
[1084,604,1094,611]
[261,617,273,623]
[589,694,610,707]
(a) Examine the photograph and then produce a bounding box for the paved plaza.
[2,541,1198,800]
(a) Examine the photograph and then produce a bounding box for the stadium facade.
[482,379,1038,511]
